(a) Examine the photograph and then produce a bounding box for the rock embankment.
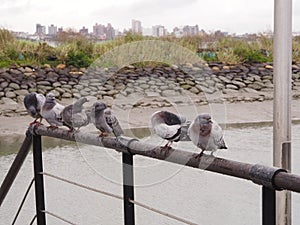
[0,62,300,115]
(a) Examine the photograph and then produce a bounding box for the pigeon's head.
[45,92,56,103]
[93,102,107,112]
[28,106,37,117]
[196,113,212,125]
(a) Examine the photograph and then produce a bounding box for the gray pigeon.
[104,108,124,137]
[188,113,227,157]
[90,102,113,136]
[61,97,89,131]
[23,92,45,123]
[41,93,65,128]
[151,111,186,149]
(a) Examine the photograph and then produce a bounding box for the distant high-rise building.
[132,19,142,34]
[36,24,46,36]
[48,24,57,36]
[183,25,199,36]
[152,25,167,37]
[92,23,115,40]
[58,27,63,33]
[93,23,106,37]
[105,23,115,40]
[79,26,89,35]
[173,27,184,37]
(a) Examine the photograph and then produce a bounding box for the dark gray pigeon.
[151,111,186,149]
[90,102,113,136]
[61,97,89,131]
[23,92,45,123]
[104,108,124,137]
[188,113,227,157]
[41,92,65,127]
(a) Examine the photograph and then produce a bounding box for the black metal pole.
[262,186,276,225]
[0,130,32,206]
[33,135,46,225]
[122,152,135,225]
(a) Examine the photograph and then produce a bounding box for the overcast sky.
[1,0,300,34]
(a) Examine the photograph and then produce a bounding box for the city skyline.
[1,0,300,35]
[22,21,208,41]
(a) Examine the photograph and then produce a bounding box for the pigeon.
[90,102,113,137]
[23,92,45,123]
[151,111,186,149]
[104,108,124,137]
[41,92,65,128]
[188,113,227,158]
[61,97,89,131]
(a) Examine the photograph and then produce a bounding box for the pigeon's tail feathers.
[211,122,227,150]
[179,115,186,124]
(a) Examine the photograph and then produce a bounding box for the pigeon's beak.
[199,118,211,125]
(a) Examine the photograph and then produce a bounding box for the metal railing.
[1,123,300,225]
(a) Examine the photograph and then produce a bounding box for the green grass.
[0,28,300,68]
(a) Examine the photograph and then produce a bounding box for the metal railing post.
[122,152,135,225]
[33,134,46,225]
[262,186,276,225]
[0,130,32,206]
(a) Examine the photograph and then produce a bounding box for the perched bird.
[151,111,186,149]
[41,93,65,128]
[61,97,89,131]
[104,108,124,137]
[23,92,45,123]
[90,102,113,137]
[188,113,227,158]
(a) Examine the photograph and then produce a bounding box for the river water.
[1,125,300,225]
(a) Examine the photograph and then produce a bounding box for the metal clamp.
[249,164,287,190]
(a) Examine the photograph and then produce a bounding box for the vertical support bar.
[0,130,32,206]
[33,135,46,225]
[273,0,292,225]
[122,152,135,225]
[263,186,276,225]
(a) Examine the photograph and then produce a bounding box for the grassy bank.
[0,28,300,68]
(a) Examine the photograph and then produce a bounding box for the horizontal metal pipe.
[29,124,300,193]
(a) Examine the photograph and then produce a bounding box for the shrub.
[66,50,92,68]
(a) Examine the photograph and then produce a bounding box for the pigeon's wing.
[36,94,46,112]
[95,114,113,133]
[211,121,227,149]
[71,112,89,128]
[61,105,73,127]
[104,109,123,137]
[154,123,181,140]
[53,103,65,124]
[24,93,38,117]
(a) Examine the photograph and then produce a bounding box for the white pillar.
[273,0,292,224]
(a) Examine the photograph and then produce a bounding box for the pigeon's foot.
[29,121,43,126]
[47,125,58,129]
[194,150,204,160]
[99,132,109,137]
[67,128,75,133]
[160,145,172,157]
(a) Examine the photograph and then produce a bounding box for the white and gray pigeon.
[188,113,227,157]
[151,111,186,149]
[104,108,124,137]
[61,97,89,131]
[23,92,45,123]
[41,92,65,127]
[90,102,113,136]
